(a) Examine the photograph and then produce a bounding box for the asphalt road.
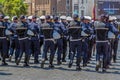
[0,41,120,80]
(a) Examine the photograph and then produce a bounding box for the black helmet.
[20,15,25,19]
[12,16,18,20]
[73,14,79,18]
[46,15,51,20]
[53,16,59,21]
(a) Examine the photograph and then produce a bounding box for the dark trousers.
[40,37,44,54]
[18,38,30,64]
[82,38,89,64]
[0,38,8,63]
[62,37,67,60]
[69,40,82,66]
[112,38,119,61]
[9,38,20,60]
[96,42,108,69]
[42,40,55,64]
[29,37,40,61]
[55,38,63,62]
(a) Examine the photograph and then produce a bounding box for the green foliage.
[2,0,28,17]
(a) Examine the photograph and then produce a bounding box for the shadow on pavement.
[0,72,12,75]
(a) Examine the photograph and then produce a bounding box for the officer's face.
[0,17,3,21]
[13,19,18,23]
[21,18,26,22]
[4,19,9,22]
[61,19,66,22]
[40,19,45,23]
[84,19,90,23]
[32,18,36,22]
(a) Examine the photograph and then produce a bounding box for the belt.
[0,37,6,39]
[96,40,108,43]
[44,38,54,41]
[70,38,82,41]
[18,37,28,40]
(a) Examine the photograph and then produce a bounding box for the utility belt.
[0,37,6,39]
[18,37,28,40]
[70,38,82,42]
[96,40,108,43]
[28,34,38,37]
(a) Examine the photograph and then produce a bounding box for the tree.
[2,0,28,17]
[0,0,4,14]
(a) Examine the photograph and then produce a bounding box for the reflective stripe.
[0,37,6,39]
[70,38,82,41]
[18,37,28,40]
[96,40,108,42]
[44,38,54,41]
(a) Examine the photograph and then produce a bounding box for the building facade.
[25,0,72,16]
[56,0,72,16]
[72,0,94,17]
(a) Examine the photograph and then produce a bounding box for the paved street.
[0,41,120,80]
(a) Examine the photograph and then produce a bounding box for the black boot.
[76,58,81,71]
[113,54,116,63]
[23,56,30,67]
[95,61,101,72]
[49,55,54,68]
[1,58,8,66]
[76,66,81,71]
[16,58,21,65]
[41,59,45,68]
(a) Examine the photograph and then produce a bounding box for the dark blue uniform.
[53,21,66,65]
[61,21,68,62]
[68,20,82,70]
[16,21,30,66]
[95,21,118,72]
[8,22,20,63]
[81,22,92,67]
[41,21,55,68]
[28,21,40,64]
[0,21,8,65]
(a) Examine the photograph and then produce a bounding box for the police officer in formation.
[28,16,40,64]
[94,14,119,72]
[41,15,55,68]
[0,14,119,73]
[15,15,30,66]
[0,15,9,65]
[8,16,20,63]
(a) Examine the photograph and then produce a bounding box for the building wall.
[25,0,72,16]
[72,0,95,17]
[56,0,72,16]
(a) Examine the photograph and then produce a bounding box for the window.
[81,10,84,16]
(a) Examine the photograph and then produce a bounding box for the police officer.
[3,16,11,59]
[39,15,46,55]
[53,16,67,65]
[60,15,68,62]
[81,16,93,67]
[106,16,119,66]
[28,16,40,64]
[66,16,73,24]
[8,16,20,63]
[68,16,82,71]
[0,15,8,65]
[109,16,119,63]
[68,14,80,59]
[41,15,55,68]
[94,14,118,72]
[3,16,11,28]
[16,15,30,66]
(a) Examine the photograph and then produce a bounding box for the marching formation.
[0,14,119,72]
